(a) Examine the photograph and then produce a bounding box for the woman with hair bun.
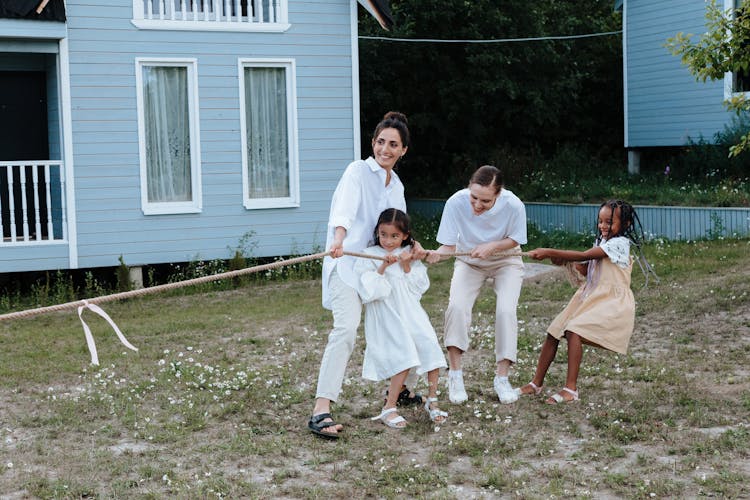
[308,111,424,439]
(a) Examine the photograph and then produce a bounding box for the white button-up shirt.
[322,157,406,309]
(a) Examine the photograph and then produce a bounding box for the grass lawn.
[0,238,749,498]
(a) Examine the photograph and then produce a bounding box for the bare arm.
[528,246,606,266]
[425,244,456,264]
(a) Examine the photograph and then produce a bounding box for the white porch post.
[59,36,78,268]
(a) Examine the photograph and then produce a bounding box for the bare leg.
[383,370,409,427]
[495,358,511,377]
[519,334,559,395]
[425,368,446,424]
[564,331,582,392]
[545,331,582,404]
[426,368,439,399]
[447,346,463,370]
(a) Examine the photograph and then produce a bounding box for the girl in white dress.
[355,208,448,429]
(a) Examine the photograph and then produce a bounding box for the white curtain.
[244,67,289,199]
[143,66,192,203]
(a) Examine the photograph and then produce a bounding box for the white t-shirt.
[321,157,406,309]
[436,187,527,252]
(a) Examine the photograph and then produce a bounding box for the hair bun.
[383,111,408,125]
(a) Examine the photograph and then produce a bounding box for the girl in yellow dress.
[519,199,655,404]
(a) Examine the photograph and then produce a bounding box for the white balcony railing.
[132,0,289,31]
[0,161,66,244]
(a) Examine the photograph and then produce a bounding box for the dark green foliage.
[359,0,624,198]
[116,255,131,293]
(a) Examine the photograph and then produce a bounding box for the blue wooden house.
[617,0,749,172]
[0,0,391,276]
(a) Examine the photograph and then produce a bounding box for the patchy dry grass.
[1,239,749,498]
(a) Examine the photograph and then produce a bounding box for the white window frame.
[723,0,750,98]
[131,0,290,32]
[238,58,299,209]
[135,58,202,215]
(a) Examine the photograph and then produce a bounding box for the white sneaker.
[448,371,468,404]
[494,376,519,404]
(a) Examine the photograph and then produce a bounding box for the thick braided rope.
[0,248,534,322]
[436,249,531,259]
[0,250,387,322]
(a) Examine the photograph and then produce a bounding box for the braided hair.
[596,199,658,285]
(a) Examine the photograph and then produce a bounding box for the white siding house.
[0,0,389,273]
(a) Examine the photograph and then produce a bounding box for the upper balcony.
[132,0,290,32]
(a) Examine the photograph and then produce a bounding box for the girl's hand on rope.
[425,250,445,264]
[528,248,551,261]
[411,240,427,260]
[378,254,398,274]
[399,250,413,273]
[530,248,566,266]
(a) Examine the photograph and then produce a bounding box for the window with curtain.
[136,59,201,214]
[239,59,299,209]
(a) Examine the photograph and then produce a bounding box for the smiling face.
[371,128,407,171]
[377,222,409,252]
[468,183,499,215]
[598,205,623,240]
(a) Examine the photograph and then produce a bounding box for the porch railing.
[133,0,288,27]
[0,161,66,244]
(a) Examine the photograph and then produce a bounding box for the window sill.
[142,205,202,215]
[244,199,300,210]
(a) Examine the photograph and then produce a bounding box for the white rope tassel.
[77,300,139,366]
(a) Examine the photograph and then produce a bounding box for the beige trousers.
[444,256,524,362]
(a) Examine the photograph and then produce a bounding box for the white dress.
[354,245,448,382]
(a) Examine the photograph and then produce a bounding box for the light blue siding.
[625,0,734,147]
[1,0,359,273]
[408,200,750,241]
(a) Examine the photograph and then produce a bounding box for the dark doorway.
[0,71,54,241]
[0,71,49,160]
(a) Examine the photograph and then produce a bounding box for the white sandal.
[371,407,407,429]
[516,381,543,396]
[546,387,579,404]
[424,397,448,424]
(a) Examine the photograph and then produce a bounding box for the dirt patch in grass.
[1,247,749,497]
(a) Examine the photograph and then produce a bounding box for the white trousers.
[444,257,524,363]
[315,269,362,401]
[315,268,420,402]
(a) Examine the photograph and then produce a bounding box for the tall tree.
[667,0,750,157]
[358,0,623,197]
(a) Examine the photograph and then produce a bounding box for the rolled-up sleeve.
[329,165,362,231]
[507,202,528,245]
[436,198,459,245]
